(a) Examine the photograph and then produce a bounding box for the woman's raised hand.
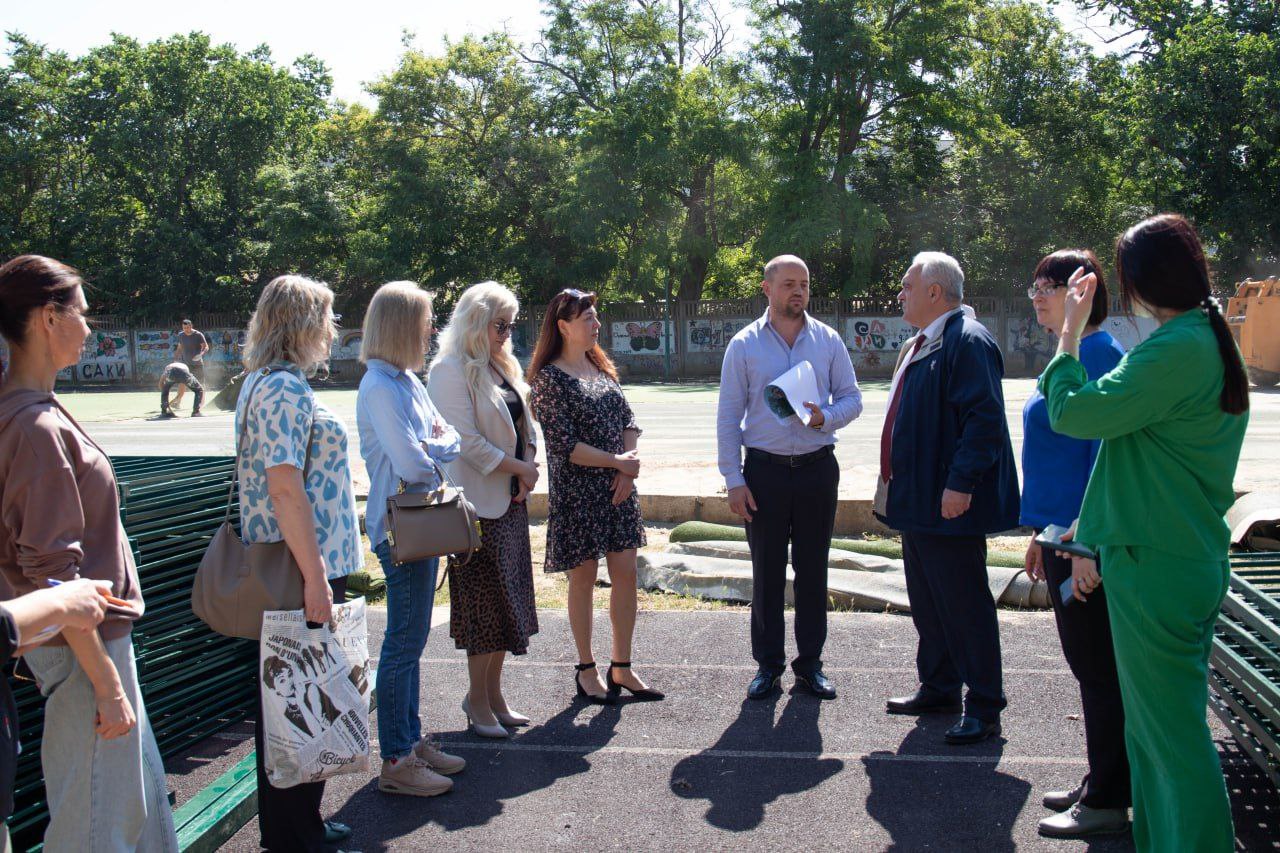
[1062,266,1096,340]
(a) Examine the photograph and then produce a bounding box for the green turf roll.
[667,520,1023,567]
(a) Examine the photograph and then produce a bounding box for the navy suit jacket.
[877,312,1020,535]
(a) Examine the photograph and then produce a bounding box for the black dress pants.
[1041,543,1131,808]
[256,577,346,852]
[901,530,1006,722]
[743,449,839,674]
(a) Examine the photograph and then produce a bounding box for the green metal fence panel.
[5,457,256,851]
[1211,552,1280,791]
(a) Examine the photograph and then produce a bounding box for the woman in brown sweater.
[0,255,178,851]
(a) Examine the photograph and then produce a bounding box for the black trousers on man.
[743,447,839,675]
[1041,543,1131,808]
[256,577,346,852]
[901,531,1006,722]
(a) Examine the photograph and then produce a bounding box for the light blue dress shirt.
[357,358,462,549]
[716,311,863,490]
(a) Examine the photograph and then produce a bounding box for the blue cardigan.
[877,312,1020,535]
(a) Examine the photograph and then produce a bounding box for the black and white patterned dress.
[529,364,646,573]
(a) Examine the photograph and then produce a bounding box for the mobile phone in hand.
[1034,523,1099,561]
[1059,576,1079,607]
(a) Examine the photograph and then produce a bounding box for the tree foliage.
[3,0,1277,319]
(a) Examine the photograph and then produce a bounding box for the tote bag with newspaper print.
[260,598,371,787]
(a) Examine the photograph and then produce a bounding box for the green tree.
[358,33,576,307]
[530,0,755,300]
[748,0,982,295]
[1075,0,1280,281]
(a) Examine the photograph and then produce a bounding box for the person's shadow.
[863,719,1030,851]
[328,699,622,848]
[669,691,843,831]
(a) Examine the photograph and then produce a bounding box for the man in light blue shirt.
[716,255,863,701]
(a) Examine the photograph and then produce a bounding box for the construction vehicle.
[1226,277,1280,387]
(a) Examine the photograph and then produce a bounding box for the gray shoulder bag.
[191,368,316,640]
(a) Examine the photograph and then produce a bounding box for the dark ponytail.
[1201,295,1250,415]
[1114,215,1249,415]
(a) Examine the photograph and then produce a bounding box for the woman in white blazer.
[427,281,540,737]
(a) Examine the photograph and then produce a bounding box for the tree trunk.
[676,161,713,301]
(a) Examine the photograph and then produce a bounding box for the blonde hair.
[243,275,336,372]
[360,281,433,370]
[429,280,526,397]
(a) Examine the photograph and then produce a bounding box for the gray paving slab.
[210,609,1280,851]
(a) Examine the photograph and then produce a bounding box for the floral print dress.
[529,364,646,573]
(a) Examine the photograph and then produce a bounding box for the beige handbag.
[385,463,481,567]
[191,368,313,640]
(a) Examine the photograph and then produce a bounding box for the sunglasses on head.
[556,288,596,316]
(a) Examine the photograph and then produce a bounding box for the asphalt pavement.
[203,608,1279,852]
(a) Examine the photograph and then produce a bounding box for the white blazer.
[427,354,537,519]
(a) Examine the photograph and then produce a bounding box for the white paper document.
[765,360,821,426]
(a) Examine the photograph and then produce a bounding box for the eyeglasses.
[1026,282,1067,299]
[493,319,517,336]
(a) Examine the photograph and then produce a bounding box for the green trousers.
[1100,544,1234,852]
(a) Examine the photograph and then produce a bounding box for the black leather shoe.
[747,669,782,700]
[793,669,837,700]
[324,820,352,843]
[885,691,963,716]
[944,716,1001,745]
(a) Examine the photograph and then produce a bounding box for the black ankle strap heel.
[606,661,665,702]
[574,662,616,705]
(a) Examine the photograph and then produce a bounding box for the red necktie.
[879,335,925,481]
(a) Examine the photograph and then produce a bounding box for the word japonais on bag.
[260,598,371,788]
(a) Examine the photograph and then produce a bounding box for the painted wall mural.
[687,318,750,352]
[71,330,132,382]
[843,316,916,353]
[611,320,675,355]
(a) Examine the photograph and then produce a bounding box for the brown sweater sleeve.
[1,424,86,585]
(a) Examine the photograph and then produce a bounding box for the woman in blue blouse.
[356,281,468,799]
[1020,250,1130,839]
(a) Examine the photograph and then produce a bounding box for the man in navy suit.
[874,252,1019,745]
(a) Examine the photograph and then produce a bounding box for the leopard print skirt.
[448,501,539,656]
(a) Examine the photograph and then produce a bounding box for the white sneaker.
[414,737,466,775]
[1038,804,1129,838]
[378,755,453,797]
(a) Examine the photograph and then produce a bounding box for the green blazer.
[1039,310,1248,562]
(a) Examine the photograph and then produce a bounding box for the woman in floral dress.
[528,289,664,705]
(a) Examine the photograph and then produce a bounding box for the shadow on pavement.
[668,692,843,831]
[326,699,621,850]
[863,718,1033,852]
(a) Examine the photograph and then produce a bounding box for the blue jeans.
[374,540,438,760]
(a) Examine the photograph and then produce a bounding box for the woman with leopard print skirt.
[428,281,541,738]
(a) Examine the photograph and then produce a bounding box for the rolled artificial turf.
[668,521,1025,568]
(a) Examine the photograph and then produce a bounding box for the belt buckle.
[789,453,802,468]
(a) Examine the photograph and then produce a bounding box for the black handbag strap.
[223,367,319,525]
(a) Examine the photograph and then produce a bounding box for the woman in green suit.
[1039,214,1250,852]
